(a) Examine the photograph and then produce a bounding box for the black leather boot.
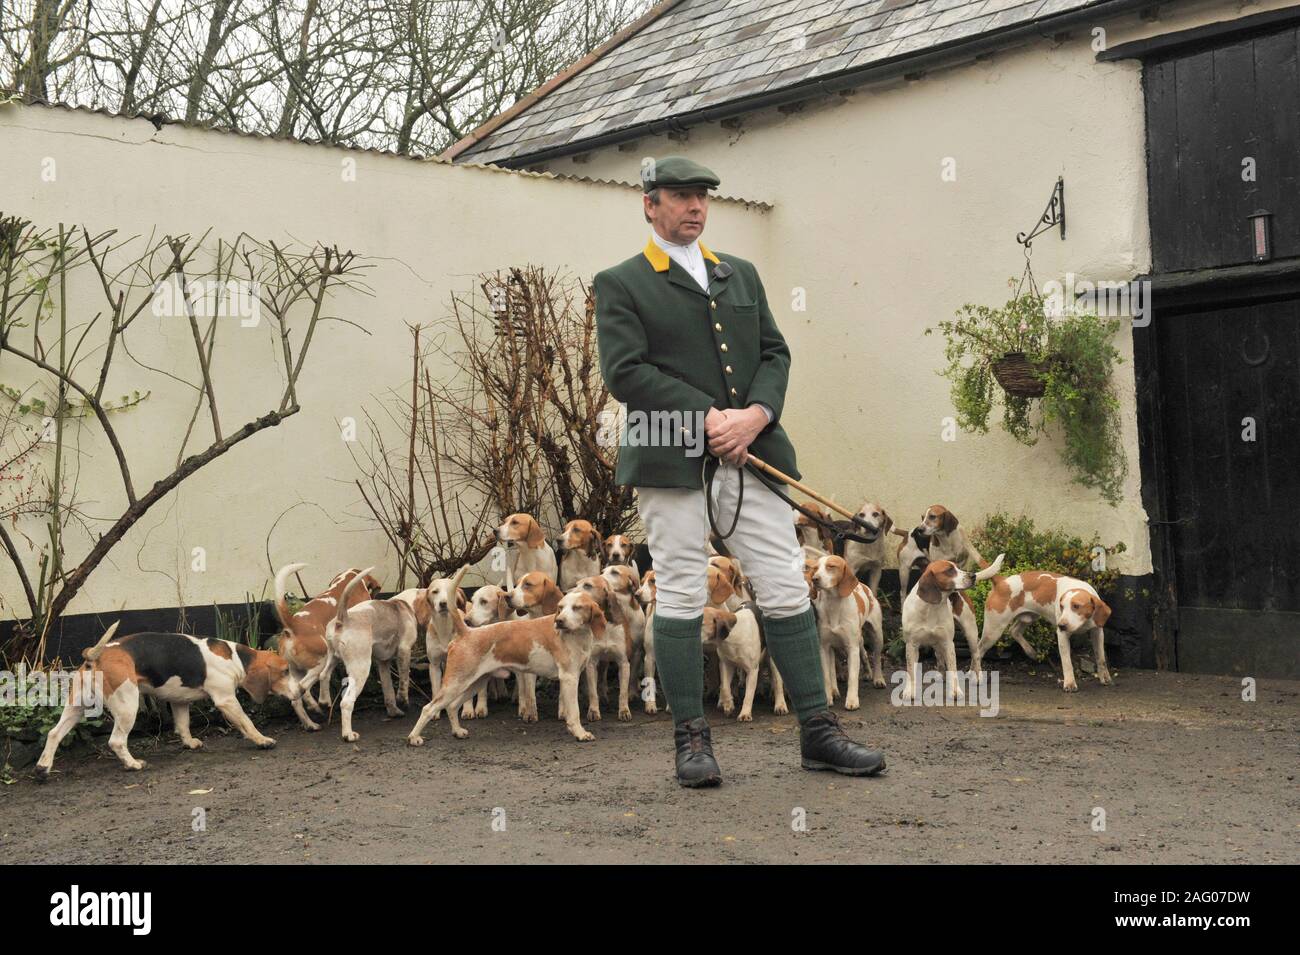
[800,710,886,776]
[673,716,722,788]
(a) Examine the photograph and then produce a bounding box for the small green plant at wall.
[926,278,1128,506]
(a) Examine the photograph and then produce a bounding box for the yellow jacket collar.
[642,237,720,272]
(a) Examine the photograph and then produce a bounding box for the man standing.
[594,156,886,787]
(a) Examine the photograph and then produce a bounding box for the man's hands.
[705,405,767,467]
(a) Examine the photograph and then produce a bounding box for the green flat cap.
[640,155,720,193]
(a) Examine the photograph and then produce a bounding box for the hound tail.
[273,562,309,629]
[974,553,1006,582]
[334,566,376,625]
[81,621,122,664]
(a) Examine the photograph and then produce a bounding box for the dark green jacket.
[594,238,800,489]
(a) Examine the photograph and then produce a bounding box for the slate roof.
[446,0,1129,166]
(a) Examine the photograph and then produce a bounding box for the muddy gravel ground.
[2,664,1297,864]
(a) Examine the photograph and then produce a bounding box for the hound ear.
[587,602,607,641]
[1091,597,1112,627]
[414,590,432,627]
[708,569,734,605]
[881,510,893,535]
[495,593,510,622]
[940,509,958,533]
[915,566,944,605]
[603,588,624,626]
[243,659,271,704]
[587,528,604,560]
[836,562,858,598]
[456,589,468,612]
[526,517,546,548]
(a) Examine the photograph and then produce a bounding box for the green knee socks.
[763,606,829,723]
[654,606,829,725]
[651,613,705,723]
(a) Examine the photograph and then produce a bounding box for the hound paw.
[586,708,602,722]
[738,711,753,722]
[305,697,324,713]
[573,730,595,742]
[459,704,476,720]
[124,759,146,771]
[385,706,405,719]
[342,731,360,742]
[300,719,322,732]
[256,737,277,749]
[475,703,489,718]
[182,738,204,750]
[644,702,659,714]
[872,678,886,689]
[1062,682,1079,693]
[845,699,860,711]
[774,701,789,715]
[618,706,632,722]
[406,735,425,747]
[453,727,470,739]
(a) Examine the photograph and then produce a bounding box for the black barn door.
[1154,297,1300,675]
[1141,18,1300,677]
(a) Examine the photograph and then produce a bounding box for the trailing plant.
[926,277,1128,505]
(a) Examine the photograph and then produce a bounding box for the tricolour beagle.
[976,571,1114,692]
[36,624,301,779]
[406,589,607,744]
[811,554,885,710]
[557,519,603,591]
[273,563,380,730]
[897,505,986,598]
[899,555,1005,703]
[496,512,558,588]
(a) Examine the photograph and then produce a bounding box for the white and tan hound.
[496,512,558,588]
[812,554,885,710]
[273,563,380,729]
[572,574,634,721]
[407,589,606,744]
[792,500,834,553]
[557,519,603,591]
[326,568,425,742]
[897,505,987,597]
[843,500,900,596]
[506,570,564,721]
[603,534,636,568]
[636,570,661,712]
[900,555,1005,703]
[36,624,301,779]
[977,571,1114,692]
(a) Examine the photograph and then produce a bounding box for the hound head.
[496,513,546,549]
[915,560,975,605]
[706,563,735,607]
[854,500,892,538]
[700,606,737,643]
[814,554,859,598]
[603,534,634,566]
[1058,589,1112,635]
[575,574,623,625]
[555,591,606,641]
[239,647,301,704]
[509,571,561,612]
[328,567,382,602]
[560,519,603,560]
[636,569,657,607]
[601,564,640,600]
[465,584,506,626]
[922,505,959,537]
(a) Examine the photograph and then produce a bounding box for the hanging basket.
[992,352,1056,398]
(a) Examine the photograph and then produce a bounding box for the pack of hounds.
[35,502,1114,779]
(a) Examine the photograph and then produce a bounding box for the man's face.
[646,186,709,243]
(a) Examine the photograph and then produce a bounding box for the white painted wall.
[0,103,768,617]
[534,0,1300,579]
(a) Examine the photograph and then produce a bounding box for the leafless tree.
[1,0,651,156]
[0,213,367,661]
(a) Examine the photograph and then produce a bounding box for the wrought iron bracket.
[1017,176,1065,248]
